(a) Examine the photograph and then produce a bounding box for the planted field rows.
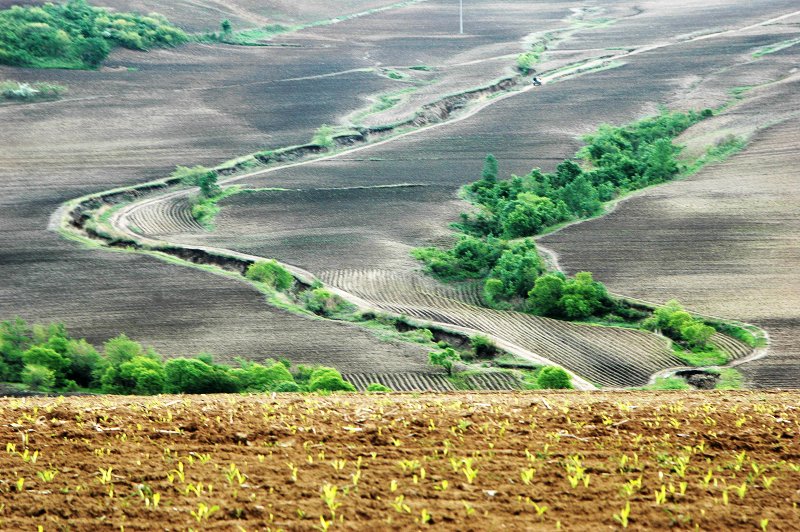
[127,196,204,235]
[343,371,522,391]
[2,392,799,530]
[323,269,685,388]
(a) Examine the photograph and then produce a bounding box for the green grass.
[713,368,744,390]
[643,377,690,390]
[1,80,66,101]
[672,344,728,367]
[190,185,242,229]
[752,37,800,58]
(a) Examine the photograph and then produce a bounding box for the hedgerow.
[0,318,357,394]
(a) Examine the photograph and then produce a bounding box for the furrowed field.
[1,392,800,530]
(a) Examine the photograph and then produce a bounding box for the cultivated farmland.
[3,0,800,392]
[1,392,799,530]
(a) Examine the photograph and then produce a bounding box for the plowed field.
[1,392,799,530]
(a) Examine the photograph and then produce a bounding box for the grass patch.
[1,80,66,101]
[190,186,242,229]
[752,37,800,58]
[644,377,690,390]
[712,368,744,390]
[672,344,728,367]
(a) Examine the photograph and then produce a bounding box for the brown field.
[1,392,800,530]
[3,0,800,389]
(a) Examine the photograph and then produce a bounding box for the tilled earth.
[0,392,798,530]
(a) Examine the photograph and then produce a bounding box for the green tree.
[484,239,544,302]
[481,153,498,183]
[103,334,143,366]
[536,366,573,389]
[220,19,232,34]
[109,356,165,395]
[527,273,566,317]
[63,338,104,388]
[164,358,239,394]
[233,360,294,391]
[681,322,715,348]
[428,347,461,376]
[22,346,69,385]
[22,364,55,391]
[559,272,609,320]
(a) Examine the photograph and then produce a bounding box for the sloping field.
[3,0,566,372]
[1,392,799,530]
[539,72,800,387]
[129,5,800,386]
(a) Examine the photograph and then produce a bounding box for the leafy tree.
[197,171,221,198]
[483,239,544,302]
[220,19,232,33]
[22,364,55,391]
[681,322,716,348]
[63,339,104,388]
[245,260,293,290]
[103,334,143,366]
[233,360,294,391]
[0,317,33,379]
[536,366,573,389]
[428,347,461,376]
[105,356,165,395]
[22,346,69,385]
[273,381,302,392]
[558,175,601,217]
[164,358,239,394]
[481,153,498,183]
[527,273,566,317]
[560,272,610,320]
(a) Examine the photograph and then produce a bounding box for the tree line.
[0,318,358,394]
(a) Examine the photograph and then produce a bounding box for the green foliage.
[163,358,238,394]
[470,335,497,358]
[714,368,744,390]
[301,287,350,317]
[273,381,302,392]
[307,368,355,392]
[233,360,294,392]
[646,377,690,390]
[527,272,611,320]
[366,383,392,392]
[428,347,461,376]
[413,235,505,281]
[21,364,55,391]
[103,334,143,366]
[312,124,336,148]
[481,154,498,182]
[483,239,543,304]
[1,80,66,101]
[104,356,165,395]
[643,300,716,348]
[245,260,294,291]
[0,0,188,69]
[516,41,546,74]
[22,346,69,384]
[535,366,573,389]
[220,19,232,34]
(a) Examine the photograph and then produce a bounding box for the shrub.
[164,358,239,394]
[273,381,302,392]
[536,366,573,389]
[302,287,349,316]
[428,347,461,375]
[22,364,55,391]
[246,260,293,291]
[366,383,392,392]
[234,361,294,391]
[0,1,188,70]
[307,368,355,392]
[470,335,497,358]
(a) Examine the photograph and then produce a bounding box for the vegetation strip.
[413,109,761,378]
[0,0,187,69]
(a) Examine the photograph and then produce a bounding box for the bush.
[246,260,293,291]
[164,358,239,394]
[234,361,294,391]
[22,364,55,391]
[470,335,497,358]
[302,287,349,316]
[307,368,355,392]
[366,383,392,392]
[428,347,461,376]
[536,366,573,389]
[273,381,302,392]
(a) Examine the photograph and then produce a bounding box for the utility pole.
[459,0,463,34]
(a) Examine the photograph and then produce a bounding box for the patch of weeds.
[671,344,728,367]
[712,368,744,390]
[752,37,800,58]
[408,65,432,71]
[1,80,66,101]
[644,377,690,390]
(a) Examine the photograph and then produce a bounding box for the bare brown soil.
[1,392,799,530]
